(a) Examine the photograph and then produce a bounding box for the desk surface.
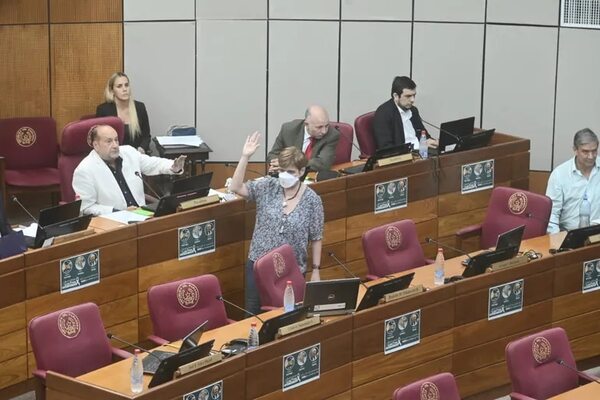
[548,383,600,399]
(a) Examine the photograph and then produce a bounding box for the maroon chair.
[505,327,595,399]
[253,244,305,311]
[354,111,376,158]
[28,302,131,382]
[455,186,553,250]
[330,121,354,164]
[147,274,233,345]
[393,372,461,400]
[58,117,124,202]
[362,220,431,280]
[0,117,60,201]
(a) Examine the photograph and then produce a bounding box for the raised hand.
[171,155,187,173]
[242,131,261,158]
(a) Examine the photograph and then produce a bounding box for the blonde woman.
[96,72,151,153]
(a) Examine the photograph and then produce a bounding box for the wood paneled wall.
[0,0,123,136]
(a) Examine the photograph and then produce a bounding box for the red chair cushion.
[5,168,60,187]
[0,117,58,169]
[354,111,376,158]
[330,121,354,164]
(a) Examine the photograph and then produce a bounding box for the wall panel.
[0,25,50,118]
[270,0,339,20]
[197,0,267,20]
[50,0,122,23]
[50,23,123,132]
[487,0,560,26]
[341,0,411,20]
[0,0,47,25]
[415,0,485,22]
[124,0,195,21]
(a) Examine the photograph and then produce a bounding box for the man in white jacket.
[72,124,186,216]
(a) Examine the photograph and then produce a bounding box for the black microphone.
[106,332,162,360]
[555,359,600,384]
[425,237,474,264]
[215,295,264,323]
[327,251,368,289]
[332,126,363,157]
[420,117,463,143]
[11,195,45,233]
[135,171,162,199]
[224,162,265,177]
[525,212,557,228]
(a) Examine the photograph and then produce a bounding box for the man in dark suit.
[0,195,13,236]
[268,105,340,172]
[372,76,438,151]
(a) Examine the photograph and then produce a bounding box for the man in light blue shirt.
[546,128,600,233]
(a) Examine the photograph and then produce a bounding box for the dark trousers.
[245,259,262,316]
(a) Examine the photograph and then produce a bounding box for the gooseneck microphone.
[555,359,600,384]
[106,332,162,360]
[327,251,368,289]
[215,295,264,323]
[11,195,45,232]
[224,162,265,178]
[135,171,162,199]
[425,237,474,263]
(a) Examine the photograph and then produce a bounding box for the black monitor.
[28,214,92,249]
[179,320,209,353]
[453,129,495,152]
[439,116,475,150]
[172,172,213,195]
[496,225,525,251]
[355,273,415,312]
[341,142,413,175]
[148,339,215,388]
[258,306,308,345]
[303,278,360,316]
[38,200,81,226]
[462,246,519,278]
[558,224,600,250]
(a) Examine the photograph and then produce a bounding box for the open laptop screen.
[303,278,360,316]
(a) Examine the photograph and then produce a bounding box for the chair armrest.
[32,369,47,380]
[147,335,169,346]
[425,258,435,265]
[366,274,380,281]
[510,393,537,400]
[578,370,599,384]
[260,305,279,311]
[455,224,482,238]
[227,318,236,324]
[111,346,133,359]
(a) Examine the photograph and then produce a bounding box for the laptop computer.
[303,278,360,316]
[462,246,519,278]
[557,224,600,251]
[143,320,209,374]
[453,129,495,152]
[496,225,526,251]
[148,338,215,388]
[172,172,213,195]
[341,143,414,175]
[25,200,83,248]
[355,273,415,312]
[143,187,211,216]
[258,306,308,345]
[28,214,92,249]
[438,116,476,152]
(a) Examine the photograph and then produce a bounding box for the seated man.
[372,76,438,151]
[268,105,340,172]
[72,124,186,216]
[546,128,599,233]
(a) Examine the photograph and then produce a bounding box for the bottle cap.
[286,280,292,284]
[134,349,141,354]
[251,322,257,327]
[438,247,443,252]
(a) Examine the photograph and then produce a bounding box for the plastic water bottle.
[130,349,144,394]
[310,266,321,282]
[434,248,445,286]
[283,280,295,312]
[248,322,259,350]
[579,193,591,228]
[419,131,428,159]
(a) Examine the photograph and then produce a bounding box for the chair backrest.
[0,117,58,169]
[330,121,354,164]
[362,220,427,278]
[253,244,305,308]
[147,274,230,342]
[505,327,578,399]
[354,111,376,158]
[28,302,113,378]
[480,186,552,249]
[393,372,461,400]
[58,117,124,202]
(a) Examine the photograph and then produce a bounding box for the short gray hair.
[573,128,598,149]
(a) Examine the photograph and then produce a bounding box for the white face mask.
[278,171,299,189]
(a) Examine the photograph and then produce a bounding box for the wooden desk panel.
[553,245,600,296]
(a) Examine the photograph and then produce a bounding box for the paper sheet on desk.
[99,210,150,224]
[14,223,38,238]
[209,188,237,202]
[156,136,203,147]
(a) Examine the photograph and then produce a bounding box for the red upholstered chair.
[330,121,354,164]
[28,302,131,382]
[0,117,60,201]
[58,117,124,202]
[354,111,376,158]
[253,244,305,311]
[455,186,553,250]
[147,274,233,345]
[505,327,595,399]
[362,220,431,280]
[393,372,461,400]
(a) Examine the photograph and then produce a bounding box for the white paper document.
[99,210,150,224]
[156,136,204,147]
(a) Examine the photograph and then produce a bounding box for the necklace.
[282,184,302,207]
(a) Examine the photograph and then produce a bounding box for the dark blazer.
[267,119,340,172]
[0,196,12,236]
[96,100,151,152]
[372,99,428,150]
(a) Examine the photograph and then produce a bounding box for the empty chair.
[354,111,376,158]
[147,274,232,345]
[330,121,354,164]
[362,220,430,280]
[393,372,461,400]
[253,244,305,311]
[505,327,595,399]
[0,117,60,201]
[58,116,124,203]
[455,186,552,249]
[28,302,131,388]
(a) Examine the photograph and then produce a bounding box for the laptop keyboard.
[142,349,176,374]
